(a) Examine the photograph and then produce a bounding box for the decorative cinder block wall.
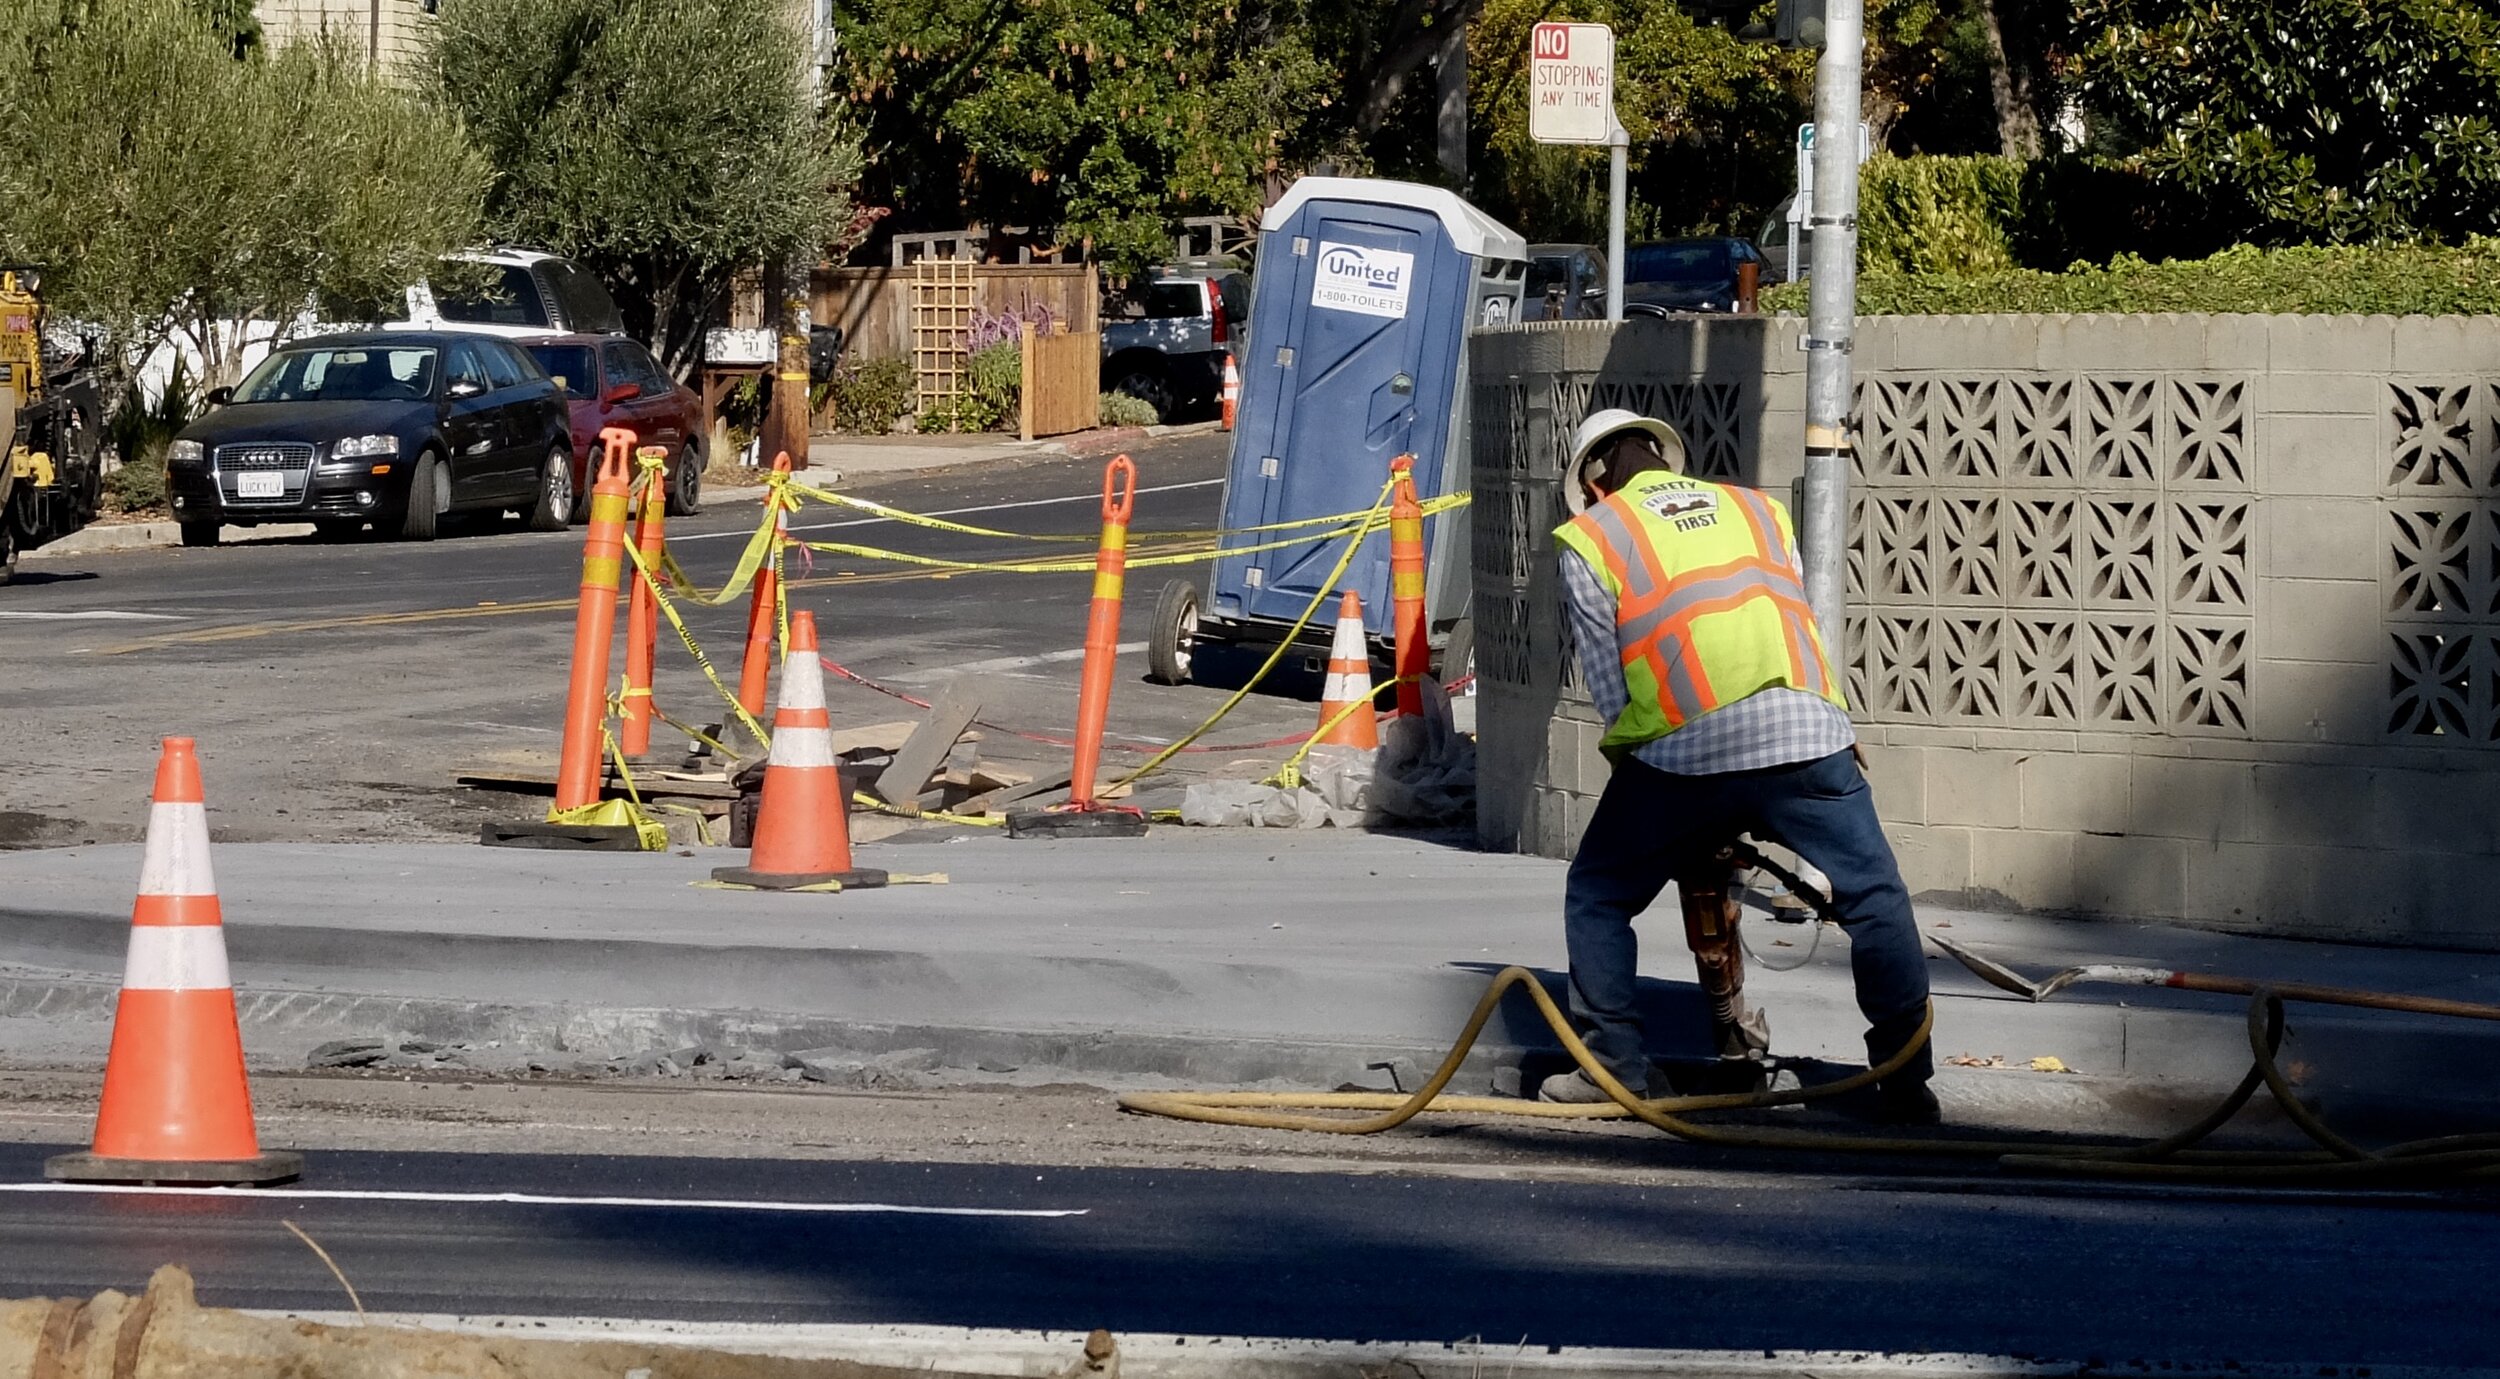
[1470,313,2500,949]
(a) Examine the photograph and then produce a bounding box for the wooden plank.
[871,682,983,809]
[951,770,1073,818]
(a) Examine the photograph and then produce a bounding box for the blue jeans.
[1561,750,1932,1086]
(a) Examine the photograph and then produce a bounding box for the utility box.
[1147,177,1526,684]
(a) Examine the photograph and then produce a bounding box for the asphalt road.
[1,1142,2493,1365]
[0,434,1322,845]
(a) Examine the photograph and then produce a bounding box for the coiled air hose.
[1120,856,2500,1185]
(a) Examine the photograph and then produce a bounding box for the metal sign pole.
[1606,122,1627,322]
[1797,0,1864,659]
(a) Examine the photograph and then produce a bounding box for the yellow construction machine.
[0,269,102,582]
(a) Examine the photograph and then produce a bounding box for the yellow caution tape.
[778,474,1466,543]
[1267,675,1414,790]
[621,538,775,745]
[1109,477,1399,790]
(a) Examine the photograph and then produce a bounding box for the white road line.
[918,642,1148,677]
[670,478,1225,544]
[0,610,184,622]
[0,1182,1085,1218]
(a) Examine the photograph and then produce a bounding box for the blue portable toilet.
[1144,178,1526,685]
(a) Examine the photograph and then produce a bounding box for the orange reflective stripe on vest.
[1554,470,1847,754]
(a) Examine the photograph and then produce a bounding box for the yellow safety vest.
[1554,471,1846,757]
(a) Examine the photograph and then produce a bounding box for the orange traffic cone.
[1220,353,1241,431]
[712,611,889,891]
[47,738,301,1186]
[1314,591,1381,749]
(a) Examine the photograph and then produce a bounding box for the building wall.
[257,0,434,77]
[1470,312,2500,949]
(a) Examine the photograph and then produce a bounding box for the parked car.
[1101,266,1251,423]
[522,334,705,518]
[1757,194,1810,283]
[166,331,574,545]
[1623,237,1768,314]
[1524,243,1609,320]
[394,248,629,339]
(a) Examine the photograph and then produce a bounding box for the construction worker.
[1540,408,1937,1124]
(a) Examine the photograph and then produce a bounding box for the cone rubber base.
[480,821,645,851]
[710,867,890,891]
[1006,809,1150,839]
[46,1150,303,1187]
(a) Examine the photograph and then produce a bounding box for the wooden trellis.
[910,255,977,427]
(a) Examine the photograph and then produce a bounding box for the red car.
[521,334,705,517]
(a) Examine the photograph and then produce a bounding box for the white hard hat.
[1564,408,1688,513]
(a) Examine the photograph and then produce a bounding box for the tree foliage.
[0,0,487,384]
[425,0,864,373]
[833,0,1341,272]
[2067,0,2500,245]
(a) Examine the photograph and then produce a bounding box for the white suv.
[394,249,628,339]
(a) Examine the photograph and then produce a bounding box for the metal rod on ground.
[737,451,793,735]
[620,447,669,758]
[1010,455,1146,839]
[1797,0,1865,655]
[554,432,636,812]
[1389,456,1429,719]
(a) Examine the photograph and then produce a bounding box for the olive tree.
[0,0,488,385]
[424,0,864,375]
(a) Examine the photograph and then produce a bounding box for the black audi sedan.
[166,330,574,545]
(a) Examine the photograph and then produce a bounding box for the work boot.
[1865,1008,1940,1125]
[1872,1080,1943,1127]
[1536,1066,1663,1104]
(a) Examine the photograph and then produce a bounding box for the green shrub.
[916,391,1004,434]
[966,339,1020,423]
[1097,391,1159,428]
[1763,239,2500,316]
[826,355,914,434]
[102,453,168,515]
[1857,155,2027,277]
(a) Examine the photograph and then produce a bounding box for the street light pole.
[1606,122,1628,322]
[1797,0,1864,658]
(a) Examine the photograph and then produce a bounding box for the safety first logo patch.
[1640,486,1719,531]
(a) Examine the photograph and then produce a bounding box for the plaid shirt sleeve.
[1560,547,1630,729]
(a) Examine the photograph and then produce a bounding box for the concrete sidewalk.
[1,829,2493,1138]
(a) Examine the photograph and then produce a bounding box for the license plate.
[236,471,284,499]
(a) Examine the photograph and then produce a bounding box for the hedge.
[1760,240,2500,316]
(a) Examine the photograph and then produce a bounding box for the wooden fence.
[811,263,1100,366]
[1019,322,1100,441]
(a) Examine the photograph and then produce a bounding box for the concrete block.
[2020,752,2130,833]
[2262,414,2378,497]
[2039,315,2202,372]
[2249,658,2383,745]
[2252,372,2380,418]
[2202,315,2271,371]
[2177,841,2307,930]
[2392,315,2500,376]
[1968,827,2077,910]
[2254,579,2383,662]
[1884,317,2039,373]
[2128,755,2257,843]
[2272,314,2395,374]
[1860,743,1927,825]
[2371,766,2500,856]
[1927,749,2023,828]
[2251,761,2376,848]
[2072,833,2192,920]
[1889,823,1973,897]
[2263,499,2378,581]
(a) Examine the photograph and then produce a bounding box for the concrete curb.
[26,520,315,558]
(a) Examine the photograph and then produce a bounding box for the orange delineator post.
[1388,455,1429,719]
[620,447,670,758]
[738,451,795,728]
[554,430,637,812]
[46,737,300,1186]
[1065,454,1138,810]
